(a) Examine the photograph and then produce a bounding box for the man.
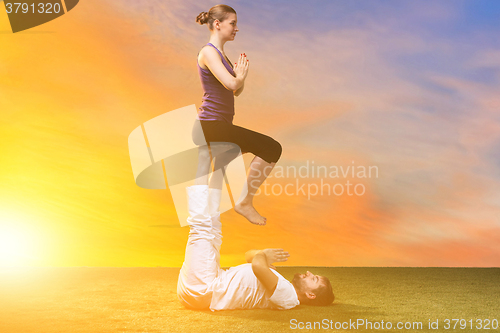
[177,185,334,311]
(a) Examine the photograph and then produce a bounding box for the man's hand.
[246,248,290,264]
[262,248,290,265]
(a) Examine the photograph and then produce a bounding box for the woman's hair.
[196,5,236,30]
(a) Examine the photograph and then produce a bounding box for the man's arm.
[245,249,260,263]
[251,249,290,294]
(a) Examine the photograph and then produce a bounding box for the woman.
[194,4,282,226]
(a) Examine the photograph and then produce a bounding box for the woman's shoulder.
[199,44,223,67]
[199,44,220,57]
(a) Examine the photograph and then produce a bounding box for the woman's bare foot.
[235,201,267,226]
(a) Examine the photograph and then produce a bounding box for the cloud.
[4,0,499,266]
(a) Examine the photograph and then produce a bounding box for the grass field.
[0,267,499,333]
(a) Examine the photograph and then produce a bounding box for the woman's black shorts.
[193,120,282,164]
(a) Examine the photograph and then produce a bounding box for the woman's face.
[215,13,238,41]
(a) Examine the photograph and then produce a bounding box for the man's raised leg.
[208,185,223,262]
[177,185,221,309]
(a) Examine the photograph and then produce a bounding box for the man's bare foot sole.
[234,202,267,226]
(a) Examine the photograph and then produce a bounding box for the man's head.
[292,271,334,306]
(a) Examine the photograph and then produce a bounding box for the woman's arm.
[234,82,244,96]
[201,47,248,91]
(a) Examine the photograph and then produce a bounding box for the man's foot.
[235,201,267,226]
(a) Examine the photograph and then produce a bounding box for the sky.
[1,0,500,267]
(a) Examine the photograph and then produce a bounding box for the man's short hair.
[302,276,334,306]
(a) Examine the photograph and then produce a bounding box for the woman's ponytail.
[195,5,236,30]
[196,11,209,25]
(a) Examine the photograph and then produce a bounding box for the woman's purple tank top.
[197,43,235,123]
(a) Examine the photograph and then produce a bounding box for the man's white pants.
[177,185,223,309]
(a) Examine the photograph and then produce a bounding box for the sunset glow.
[0,224,35,267]
[1,0,500,267]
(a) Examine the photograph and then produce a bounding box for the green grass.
[0,267,499,332]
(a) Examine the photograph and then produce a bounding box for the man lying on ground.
[177,185,334,311]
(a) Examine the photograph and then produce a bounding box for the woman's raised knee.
[266,138,282,163]
[273,139,282,162]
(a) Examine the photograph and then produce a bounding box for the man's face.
[292,271,323,293]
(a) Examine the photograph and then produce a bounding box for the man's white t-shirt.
[209,263,300,311]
